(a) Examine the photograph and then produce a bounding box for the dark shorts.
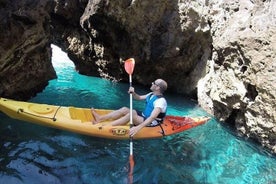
[137,111,162,127]
[137,111,146,120]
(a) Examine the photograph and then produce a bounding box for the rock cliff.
[0,0,56,99]
[198,0,276,153]
[0,0,275,153]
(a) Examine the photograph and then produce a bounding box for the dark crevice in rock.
[240,65,248,73]
[225,109,240,126]
[213,100,231,122]
[50,13,71,26]
[11,13,37,25]
[235,44,251,66]
[245,83,258,102]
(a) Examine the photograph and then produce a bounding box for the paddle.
[124,58,135,184]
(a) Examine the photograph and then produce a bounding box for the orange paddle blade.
[128,155,135,184]
[124,58,135,75]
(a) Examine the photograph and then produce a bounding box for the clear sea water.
[0,45,276,184]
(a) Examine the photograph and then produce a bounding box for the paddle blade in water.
[124,58,135,75]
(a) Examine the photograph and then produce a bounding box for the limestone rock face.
[78,0,212,92]
[0,0,56,99]
[198,0,276,153]
[0,0,212,96]
[0,0,275,153]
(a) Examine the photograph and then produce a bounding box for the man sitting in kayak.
[91,79,168,136]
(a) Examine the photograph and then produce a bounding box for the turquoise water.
[0,45,276,184]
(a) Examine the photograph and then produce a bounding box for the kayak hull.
[0,97,210,139]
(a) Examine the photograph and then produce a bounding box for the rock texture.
[0,0,275,153]
[78,0,212,93]
[198,0,276,153]
[0,0,56,99]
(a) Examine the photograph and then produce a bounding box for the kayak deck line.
[16,105,62,122]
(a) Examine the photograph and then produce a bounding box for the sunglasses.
[152,81,160,87]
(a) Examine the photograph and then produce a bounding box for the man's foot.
[91,108,101,124]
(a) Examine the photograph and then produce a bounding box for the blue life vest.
[142,93,166,120]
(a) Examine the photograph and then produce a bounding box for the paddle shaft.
[128,74,135,184]
[129,74,133,156]
[124,58,135,184]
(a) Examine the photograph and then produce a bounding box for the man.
[91,79,168,136]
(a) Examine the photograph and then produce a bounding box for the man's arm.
[128,87,148,100]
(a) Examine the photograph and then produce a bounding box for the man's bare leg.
[110,110,144,126]
[91,107,129,124]
[110,113,130,126]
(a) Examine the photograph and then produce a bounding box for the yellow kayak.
[0,97,210,139]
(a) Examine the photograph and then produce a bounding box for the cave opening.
[51,44,75,71]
